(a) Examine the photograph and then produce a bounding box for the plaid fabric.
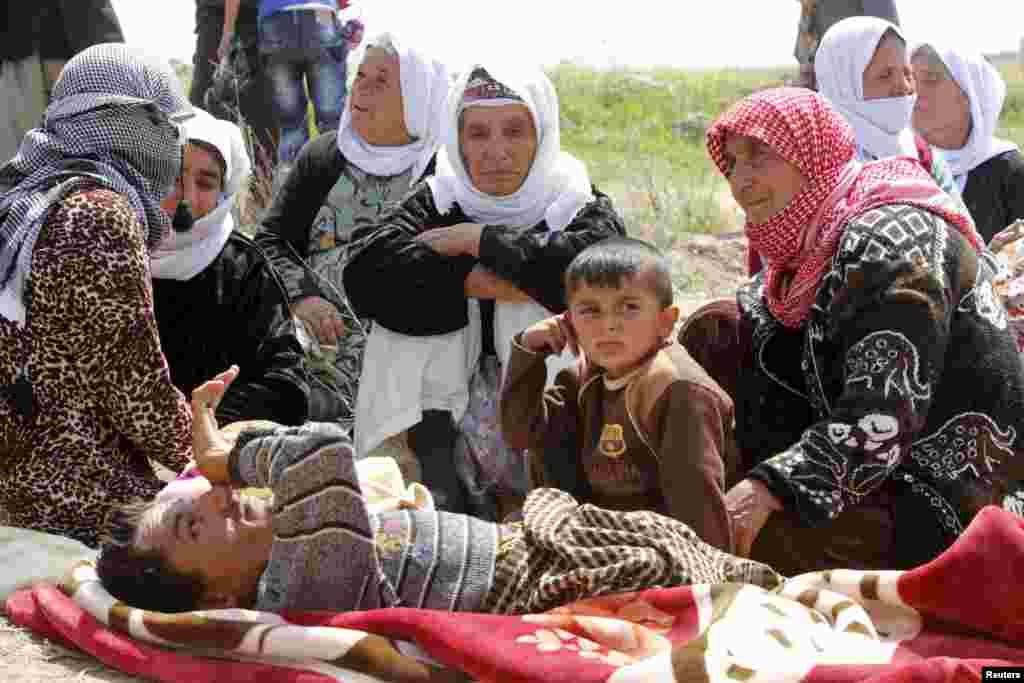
[706,87,980,329]
[0,44,189,298]
[480,488,782,615]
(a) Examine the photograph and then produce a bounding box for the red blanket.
[7,506,1024,683]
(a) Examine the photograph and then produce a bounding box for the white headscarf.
[336,33,451,181]
[922,46,1019,190]
[815,16,918,161]
[428,61,593,231]
[149,108,251,281]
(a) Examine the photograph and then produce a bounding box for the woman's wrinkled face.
[722,134,806,224]
[911,53,971,148]
[459,104,538,197]
[350,47,411,146]
[863,32,915,100]
[160,142,224,220]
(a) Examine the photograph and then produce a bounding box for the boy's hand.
[521,314,578,356]
[190,366,240,485]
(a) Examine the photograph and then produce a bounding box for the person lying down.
[95,367,781,615]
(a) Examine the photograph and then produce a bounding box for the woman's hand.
[293,296,345,346]
[521,313,579,356]
[190,366,240,484]
[463,265,532,303]
[725,478,783,558]
[417,223,484,257]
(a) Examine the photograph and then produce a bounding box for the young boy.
[501,238,738,552]
[96,367,778,616]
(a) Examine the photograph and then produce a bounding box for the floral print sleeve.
[749,206,956,525]
[68,190,192,470]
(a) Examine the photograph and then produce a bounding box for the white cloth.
[428,61,593,232]
[336,33,451,182]
[150,107,251,281]
[927,46,1019,191]
[356,63,585,456]
[355,323,476,457]
[815,16,918,162]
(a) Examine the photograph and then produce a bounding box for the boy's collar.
[588,338,672,390]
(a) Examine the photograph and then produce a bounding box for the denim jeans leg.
[264,55,309,163]
[306,50,346,134]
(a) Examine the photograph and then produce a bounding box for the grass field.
[551,61,1024,244]
[181,58,1024,246]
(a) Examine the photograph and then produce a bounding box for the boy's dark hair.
[564,237,674,308]
[95,499,207,614]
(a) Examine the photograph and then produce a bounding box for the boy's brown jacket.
[501,336,738,553]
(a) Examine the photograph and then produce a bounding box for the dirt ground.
[0,234,751,683]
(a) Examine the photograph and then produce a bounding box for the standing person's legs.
[264,54,310,165]
[260,11,311,165]
[305,51,346,136]
[190,6,223,109]
[0,55,48,162]
[302,10,347,136]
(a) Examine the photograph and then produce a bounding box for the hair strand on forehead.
[565,237,674,308]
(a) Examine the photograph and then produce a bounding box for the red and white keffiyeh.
[707,87,981,329]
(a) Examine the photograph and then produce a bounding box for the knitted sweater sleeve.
[228,422,392,613]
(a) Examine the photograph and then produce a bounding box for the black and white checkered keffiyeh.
[0,43,191,323]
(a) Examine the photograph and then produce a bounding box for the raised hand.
[190,366,240,484]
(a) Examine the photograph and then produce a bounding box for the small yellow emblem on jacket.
[599,423,626,458]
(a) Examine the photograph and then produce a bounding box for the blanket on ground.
[6,505,1024,682]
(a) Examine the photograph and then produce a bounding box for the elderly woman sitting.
[686,87,1024,576]
[343,62,626,513]
[254,32,451,425]
[911,44,1024,244]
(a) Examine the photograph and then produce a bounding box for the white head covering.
[149,108,251,281]
[428,61,593,231]
[815,16,918,161]
[336,33,451,181]
[356,62,585,458]
[920,45,1019,190]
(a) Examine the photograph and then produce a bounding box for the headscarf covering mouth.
[150,107,252,281]
[707,87,980,329]
[814,16,918,161]
[427,60,593,232]
[0,43,191,323]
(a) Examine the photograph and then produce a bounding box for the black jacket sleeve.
[42,1,125,61]
[254,131,347,302]
[215,235,310,426]
[476,187,627,313]
[343,183,478,335]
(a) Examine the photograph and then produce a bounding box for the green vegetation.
[551,62,1024,246]
[182,57,1024,248]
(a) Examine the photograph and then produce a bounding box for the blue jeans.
[260,9,348,163]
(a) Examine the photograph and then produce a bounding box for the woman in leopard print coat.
[0,44,194,547]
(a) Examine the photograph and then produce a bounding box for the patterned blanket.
[7,505,1024,682]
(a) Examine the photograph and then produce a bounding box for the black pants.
[407,410,468,514]
[191,5,277,164]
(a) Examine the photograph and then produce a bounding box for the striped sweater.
[228,423,497,613]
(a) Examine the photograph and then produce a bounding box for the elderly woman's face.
[459,104,538,197]
[863,32,915,100]
[350,47,411,146]
[723,135,806,224]
[160,142,224,221]
[911,53,971,148]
